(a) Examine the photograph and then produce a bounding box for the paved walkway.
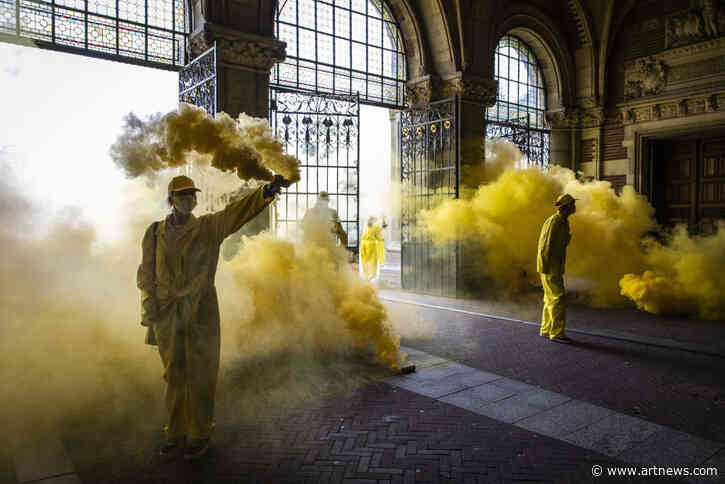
[9,290,725,484]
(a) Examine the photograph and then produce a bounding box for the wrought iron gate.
[485,118,550,169]
[178,43,216,117]
[400,98,458,297]
[269,87,360,252]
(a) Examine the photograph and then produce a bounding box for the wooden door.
[699,138,725,234]
[661,139,697,230]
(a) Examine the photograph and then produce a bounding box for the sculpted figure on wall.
[666,1,723,48]
[624,58,667,99]
[700,0,721,37]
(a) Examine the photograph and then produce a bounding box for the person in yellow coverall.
[537,193,576,344]
[301,191,348,247]
[360,216,385,281]
[138,174,288,460]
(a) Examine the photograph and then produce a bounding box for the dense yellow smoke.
[220,222,402,371]
[0,158,400,458]
[619,223,725,318]
[110,103,301,183]
[419,139,725,319]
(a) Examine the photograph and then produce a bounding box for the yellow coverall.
[138,186,273,442]
[301,203,348,247]
[536,212,571,339]
[360,224,385,280]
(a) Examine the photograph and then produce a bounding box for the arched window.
[0,0,189,68]
[486,35,550,168]
[272,0,407,108]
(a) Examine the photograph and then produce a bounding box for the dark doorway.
[649,136,725,234]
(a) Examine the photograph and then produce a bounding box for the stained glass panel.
[1,0,188,68]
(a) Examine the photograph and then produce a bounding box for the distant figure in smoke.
[360,216,386,281]
[537,194,576,344]
[138,174,289,460]
[301,191,348,247]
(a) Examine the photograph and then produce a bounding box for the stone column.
[439,73,498,178]
[440,73,498,298]
[546,108,579,170]
[580,105,605,178]
[189,22,285,119]
[389,109,402,247]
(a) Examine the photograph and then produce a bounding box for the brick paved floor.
[379,289,725,354]
[63,382,679,484]
[51,299,725,484]
[385,302,725,444]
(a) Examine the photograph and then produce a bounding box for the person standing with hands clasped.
[537,193,576,344]
[137,174,289,460]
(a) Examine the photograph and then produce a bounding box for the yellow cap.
[318,191,330,200]
[555,194,576,206]
[168,175,201,194]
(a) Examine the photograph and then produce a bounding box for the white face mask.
[172,195,197,215]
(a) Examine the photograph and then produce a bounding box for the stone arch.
[598,0,636,102]
[492,6,576,112]
[386,0,434,80]
[567,0,598,101]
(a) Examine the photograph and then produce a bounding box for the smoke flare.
[419,139,725,319]
[110,103,301,183]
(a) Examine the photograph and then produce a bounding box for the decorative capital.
[190,22,286,71]
[440,75,498,106]
[546,108,580,129]
[580,106,605,128]
[405,76,436,107]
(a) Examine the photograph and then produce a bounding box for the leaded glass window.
[272,0,407,108]
[486,35,550,168]
[0,0,189,68]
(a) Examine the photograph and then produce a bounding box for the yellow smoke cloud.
[221,217,402,371]
[110,103,301,183]
[0,155,400,455]
[419,139,725,319]
[620,223,725,319]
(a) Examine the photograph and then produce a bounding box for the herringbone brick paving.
[386,303,725,444]
[69,382,679,484]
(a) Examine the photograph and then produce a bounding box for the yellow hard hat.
[168,175,201,194]
[555,194,577,207]
[318,191,330,200]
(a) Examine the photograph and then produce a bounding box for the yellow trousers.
[362,260,378,280]
[154,297,220,442]
[540,273,566,339]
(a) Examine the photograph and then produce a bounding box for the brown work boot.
[184,439,210,460]
[159,438,185,458]
[550,335,573,344]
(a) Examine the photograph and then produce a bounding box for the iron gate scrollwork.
[270,87,360,252]
[485,116,550,169]
[178,43,216,117]
[400,97,458,297]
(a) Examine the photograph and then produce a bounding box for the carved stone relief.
[190,22,286,71]
[666,0,724,49]
[545,106,604,129]
[405,78,436,107]
[405,75,498,107]
[545,108,579,129]
[624,58,668,99]
[619,92,723,125]
[440,75,498,107]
